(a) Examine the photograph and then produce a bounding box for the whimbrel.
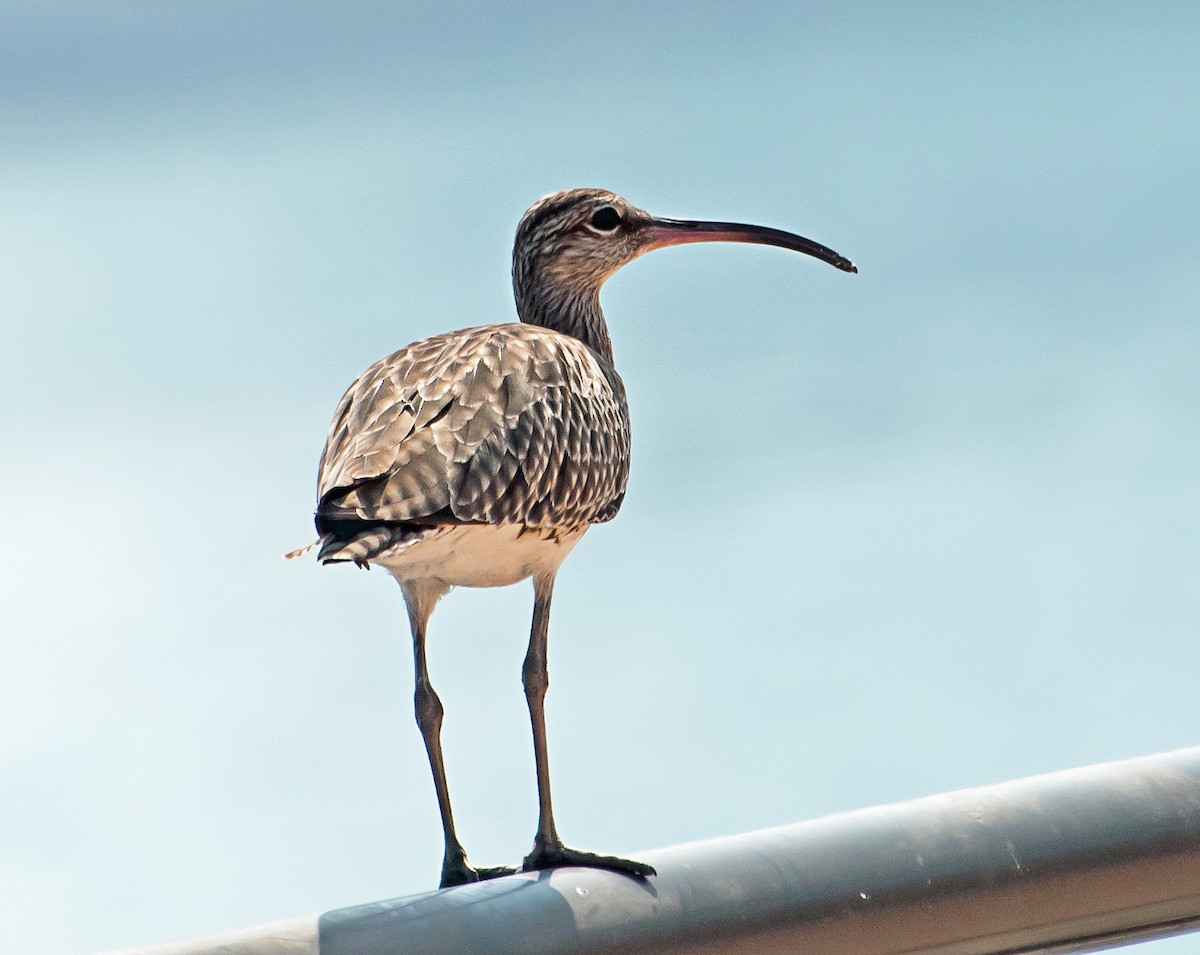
[297,188,856,888]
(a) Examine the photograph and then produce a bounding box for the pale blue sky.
[2,3,1199,952]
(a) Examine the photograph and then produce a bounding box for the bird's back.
[315,323,630,565]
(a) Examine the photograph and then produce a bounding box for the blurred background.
[1,2,1198,952]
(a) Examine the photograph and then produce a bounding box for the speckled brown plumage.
[315,323,629,564]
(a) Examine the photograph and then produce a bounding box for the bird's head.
[513,189,657,294]
[512,188,856,356]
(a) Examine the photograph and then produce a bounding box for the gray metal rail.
[104,747,1200,955]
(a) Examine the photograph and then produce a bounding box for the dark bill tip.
[645,217,857,273]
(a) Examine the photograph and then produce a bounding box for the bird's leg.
[520,571,656,880]
[402,580,515,889]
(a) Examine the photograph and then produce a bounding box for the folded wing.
[315,324,630,557]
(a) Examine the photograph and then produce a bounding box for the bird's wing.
[315,324,630,534]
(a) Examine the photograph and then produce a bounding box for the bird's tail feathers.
[283,540,319,560]
[316,525,435,568]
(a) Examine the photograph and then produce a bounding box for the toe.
[523,845,655,880]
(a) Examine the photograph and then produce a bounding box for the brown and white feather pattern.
[315,322,629,562]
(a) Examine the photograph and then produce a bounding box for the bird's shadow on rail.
[319,865,662,954]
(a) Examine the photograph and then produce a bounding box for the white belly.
[375,524,587,589]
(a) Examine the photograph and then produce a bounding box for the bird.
[292,188,856,889]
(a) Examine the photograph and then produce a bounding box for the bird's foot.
[522,842,656,880]
[440,857,519,889]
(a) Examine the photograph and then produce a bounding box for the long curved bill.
[645,217,857,273]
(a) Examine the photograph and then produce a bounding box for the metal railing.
[104,746,1200,955]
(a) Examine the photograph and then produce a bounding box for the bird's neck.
[516,283,614,363]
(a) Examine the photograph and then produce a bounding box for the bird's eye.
[588,206,622,232]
